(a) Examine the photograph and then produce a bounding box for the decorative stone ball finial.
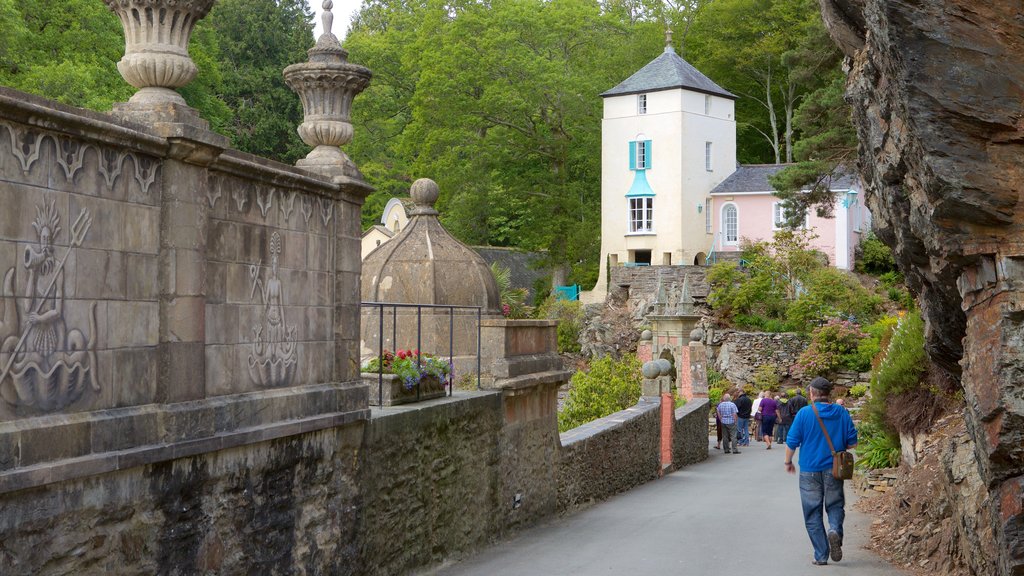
[655,358,673,377]
[689,328,704,342]
[640,329,653,341]
[410,178,440,216]
[641,361,661,380]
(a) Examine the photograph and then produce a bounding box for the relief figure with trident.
[0,200,99,412]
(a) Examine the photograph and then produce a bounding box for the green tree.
[199,0,314,163]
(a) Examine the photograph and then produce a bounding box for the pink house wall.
[712,193,865,269]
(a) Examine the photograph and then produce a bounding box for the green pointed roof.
[601,47,736,100]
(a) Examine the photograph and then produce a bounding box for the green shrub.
[794,319,865,378]
[856,233,897,274]
[491,262,534,319]
[786,267,883,332]
[849,384,868,398]
[558,354,642,432]
[844,315,899,372]
[855,421,901,469]
[733,313,790,333]
[539,297,583,353]
[753,364,780,392]
[867,310,927,433]
[708,386,724,407]
[786,388,798,397]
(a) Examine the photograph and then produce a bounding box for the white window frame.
[705,142,713,171]
[705,198,712,233]
[772,201,785,230]
[704,94,711,115]
[636,140,648,170]
[629,197,654,233]
[638,93,647,115]
[722,202,739,245]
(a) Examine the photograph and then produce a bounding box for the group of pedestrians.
[714,377,858,566]
[714,388,808,452]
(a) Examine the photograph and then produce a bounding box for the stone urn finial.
[104,0,216,107]
[409,178,440,216]
[284,0,372,171]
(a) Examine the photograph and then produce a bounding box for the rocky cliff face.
[819,1,1024,574]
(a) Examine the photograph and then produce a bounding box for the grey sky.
[311,0,362,40]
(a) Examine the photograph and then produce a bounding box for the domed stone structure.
[362,178,500,312]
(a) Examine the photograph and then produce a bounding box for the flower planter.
[362,372,446,406]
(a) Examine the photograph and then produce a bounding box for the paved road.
[423,436,906,576]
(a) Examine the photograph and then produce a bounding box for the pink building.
[708,165,870,270]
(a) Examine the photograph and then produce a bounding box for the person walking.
[788,387,808,416]
[751,391,764,442]
[758,393,779,450]
[775,395,791,445]
[716,393,740,454]
[734,390,752,446]
[784,377,858,566]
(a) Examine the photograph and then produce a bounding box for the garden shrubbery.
[708,229,882,333]
[558,354,642,432]
[538,297,584,353]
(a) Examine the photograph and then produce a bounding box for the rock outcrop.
[819,1,1024,573]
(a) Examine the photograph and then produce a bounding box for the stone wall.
[671,399,710,470]
[358,393,506,576]
[0,422,366,574]
[710,330,806,385]
[557,399,661,512]
[0,88,369,496]
[609,265,709,313]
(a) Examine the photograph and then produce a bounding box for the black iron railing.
[360,302,482,406]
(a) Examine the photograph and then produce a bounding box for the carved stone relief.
[55,137,86,182]
[0,201,100,412]
[232,188,248,212]
[280,192,296,222]
[0,121,160,198]
[319,198,333,228]
[6,123,43,173]
[247,231,298,387]
[300,196,313,226]
[256,187,273,219]
[206,180,222,209]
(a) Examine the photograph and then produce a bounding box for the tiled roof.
[601,47,736,99]
[473,247,548,301]
[710,165,862,195]
[710,165,788,194]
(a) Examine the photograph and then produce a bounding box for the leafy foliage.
[558,354,642,432]
[867,311,927,434]
[794,319,866,378]
[855,421,901,469]
[855,233,897,275]
[708,230,881,332]
[849,384,867,398]
[490,262,534,319]
[538,297,584,353]
[753,364,780,392]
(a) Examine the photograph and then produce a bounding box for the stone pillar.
[284,1,374,382]
[105,0,229,403]
[688,328,708,398]
[958,253,1024,574]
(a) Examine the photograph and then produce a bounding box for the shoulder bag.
[811,402,854,480]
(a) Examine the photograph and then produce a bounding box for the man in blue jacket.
[785,377,858,566]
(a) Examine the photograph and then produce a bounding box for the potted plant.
[362,349,451,406]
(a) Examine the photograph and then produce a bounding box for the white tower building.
[584,41,738,303]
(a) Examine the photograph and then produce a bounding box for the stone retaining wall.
[710,330,807,385]
[671,399,711,469]
[556,399,662,512]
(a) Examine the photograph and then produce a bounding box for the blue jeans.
[737,417,750,445]
[799,471,846,563]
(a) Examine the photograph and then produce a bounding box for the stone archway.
[693,252,707,266]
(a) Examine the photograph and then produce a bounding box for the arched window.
[722,203,738,245]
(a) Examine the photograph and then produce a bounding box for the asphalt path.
[423,435,906,576]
